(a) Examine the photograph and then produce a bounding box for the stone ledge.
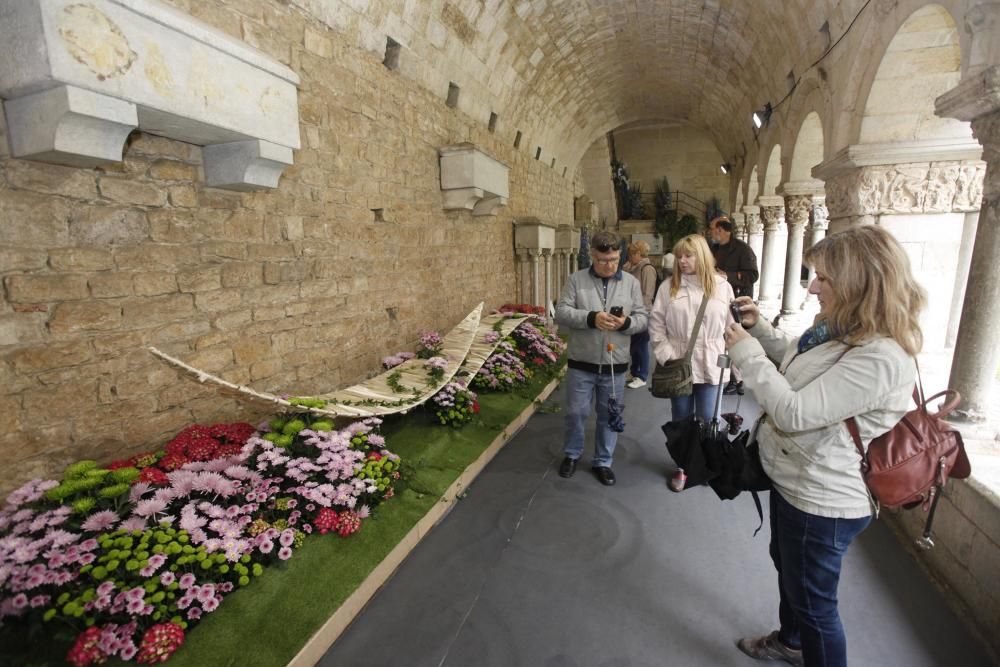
[0,0,300,190]
[439,143,510,216]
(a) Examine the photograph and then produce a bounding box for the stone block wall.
[887,479,1000,658]
[0,0,576,494]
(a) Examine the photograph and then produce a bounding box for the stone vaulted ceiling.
[344,0,862,168]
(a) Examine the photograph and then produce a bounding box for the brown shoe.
[736,631,803,667]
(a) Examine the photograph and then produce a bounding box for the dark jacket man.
[709,216,758,298]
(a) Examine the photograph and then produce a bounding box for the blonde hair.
[804,225,925,356]
[628,240,649,257]
[670,234,717,298]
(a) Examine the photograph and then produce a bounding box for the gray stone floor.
[321,379,994,667]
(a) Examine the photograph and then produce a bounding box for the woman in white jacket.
[725,225,925,667]
[648,234,735,422]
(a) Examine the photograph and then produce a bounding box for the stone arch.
[859,4,971,143]
[735,179,745,210]
[760,144,783,196]
[832,0,970,149]
[789,112,825,182]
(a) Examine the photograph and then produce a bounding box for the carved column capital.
[783,194,812,231]
[743,206,763,235]
[758,196,786,233]
[811,197,829,232]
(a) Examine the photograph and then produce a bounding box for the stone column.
[742,205,763,299]
[936,66,1000,420]
[517,250,532,304]
[731,212,747,241]
[801,197,829,307]
[946,211,979,348]
[779,192,813,317]
[756,195,787,305]
[542,249,553,313]
[529,249,541,308]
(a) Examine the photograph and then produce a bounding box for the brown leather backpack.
[845,382,971,549]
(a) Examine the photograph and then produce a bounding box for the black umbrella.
[661,353,747,492]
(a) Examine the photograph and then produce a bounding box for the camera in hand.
[609,306,624,317]
[729,302,742,324]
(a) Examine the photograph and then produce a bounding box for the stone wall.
[0,1,575,495]
[888,479,1000,658]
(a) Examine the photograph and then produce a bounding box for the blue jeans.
[669,383,719,423]
[770,491,871,667]
[563,367,627,468]
[629,331,650,381]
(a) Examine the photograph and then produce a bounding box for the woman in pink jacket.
[648,234,735,422]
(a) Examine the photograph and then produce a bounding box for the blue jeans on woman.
[669,383,719,423]
[769,490,871,667]
[563,367,627,468]
[629,331,650,381]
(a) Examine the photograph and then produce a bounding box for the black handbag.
[650,295,709,399]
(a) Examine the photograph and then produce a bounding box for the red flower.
[106,459,132,470]
[157,452,189,472]
[334,511,362,537]
[139,467,170,486]
[136,623,184,664]
[66,627,105,667]
[368,452,383,461]
[472,401,480,413]
[313,508,338,534]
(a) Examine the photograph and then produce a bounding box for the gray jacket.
[555,267,648,366]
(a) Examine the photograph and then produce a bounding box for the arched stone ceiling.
[310,0,870,169]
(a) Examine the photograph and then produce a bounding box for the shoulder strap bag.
[844,363,971,549]
[650,293,709,399]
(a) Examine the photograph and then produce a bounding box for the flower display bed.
[2,365,564,667]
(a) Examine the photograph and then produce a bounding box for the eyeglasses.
[593,257,620,265]
[593,243,616,252]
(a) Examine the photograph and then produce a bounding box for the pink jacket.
[648,273,735,385]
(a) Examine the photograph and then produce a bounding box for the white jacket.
[648,273,735,385]
[728,319,916,519]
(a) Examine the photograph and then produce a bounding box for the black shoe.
[592,466,616,486]
[558,457,577,478]
[724,380,743,395]
[736,381,745,395]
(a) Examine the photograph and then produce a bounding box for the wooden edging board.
[287,374,563,666]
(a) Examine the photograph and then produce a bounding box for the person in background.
[709,214,758,395]
[648,234,735,426]
[623,240,658,389]
[555,230,648,486]
[726,225,923,667]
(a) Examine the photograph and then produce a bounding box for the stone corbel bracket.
[513,217,556,250]
[0,0,300,190]
[554,224,580,253]
[439,143,510,216]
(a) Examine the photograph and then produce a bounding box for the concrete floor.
[321,379,995,667]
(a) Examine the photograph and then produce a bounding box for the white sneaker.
[627,377,647,389]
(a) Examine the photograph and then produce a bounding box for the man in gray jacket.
[555,230,649,486]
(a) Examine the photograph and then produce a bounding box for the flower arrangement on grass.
[472,339,532,392]
[0,415,401,666]
[431,381,480,427]
[416,331,443,359]
[510,321,567,369]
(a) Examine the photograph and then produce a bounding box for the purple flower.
[279,529,295,548]
[179,573,196,590]
[187,607,203,620]
[160,571,175,586]
[278,546,293,561]
[119,517,147,532]
[120,644,137,661]
[258,539,274,554]
[202,596,220,612]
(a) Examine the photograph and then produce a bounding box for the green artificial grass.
[168,372,562,667]
[0,368,563,667]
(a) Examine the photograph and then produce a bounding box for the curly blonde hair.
[804,225,925,356]
[670,234,717,298]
